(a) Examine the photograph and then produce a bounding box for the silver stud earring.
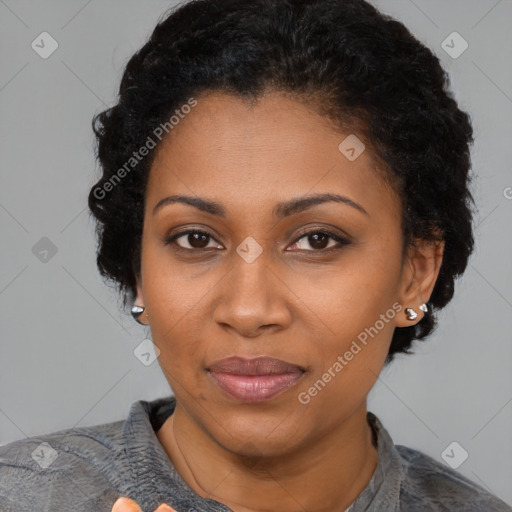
[405,308,418,321]
[419,303,428,312]
[131,305,148,325]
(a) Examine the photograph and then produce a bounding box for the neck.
[157,402,378,512]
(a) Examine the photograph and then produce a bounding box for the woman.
[0,0,510,511]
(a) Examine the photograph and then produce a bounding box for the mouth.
[206,356,306,403]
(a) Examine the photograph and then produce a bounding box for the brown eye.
[165,230,223,250]
[289,230,350,252]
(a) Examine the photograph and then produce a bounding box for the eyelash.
[165,228,350,254]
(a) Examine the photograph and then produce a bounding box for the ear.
[135,274,144,306]
[395,238,444,327]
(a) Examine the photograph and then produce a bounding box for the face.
[136,90,431,457]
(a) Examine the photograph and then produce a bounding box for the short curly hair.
[88,0,475,362]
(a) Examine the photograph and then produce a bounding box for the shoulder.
[0,420,126,511]
[396,444,512,511]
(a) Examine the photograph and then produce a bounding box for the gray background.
[1,0,511,506]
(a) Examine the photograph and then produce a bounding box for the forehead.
[146,91,400,222]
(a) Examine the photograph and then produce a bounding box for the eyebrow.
[152,193,368,218]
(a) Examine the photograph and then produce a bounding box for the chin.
[203,404,308,458]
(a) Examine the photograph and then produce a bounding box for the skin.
[112,497,175,512]
[113,90,444,512]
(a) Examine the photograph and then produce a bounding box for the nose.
[212,247,292,338]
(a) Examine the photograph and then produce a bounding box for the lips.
[207,356,305,403]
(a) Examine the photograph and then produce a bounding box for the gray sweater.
[0,395,510,511]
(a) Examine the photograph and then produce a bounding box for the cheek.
[295,309,395,404]
[290,244,401,400]
[287,243,402,335]
[294,316,395,431]
[146,305,207,404]
[140,246,214,379]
